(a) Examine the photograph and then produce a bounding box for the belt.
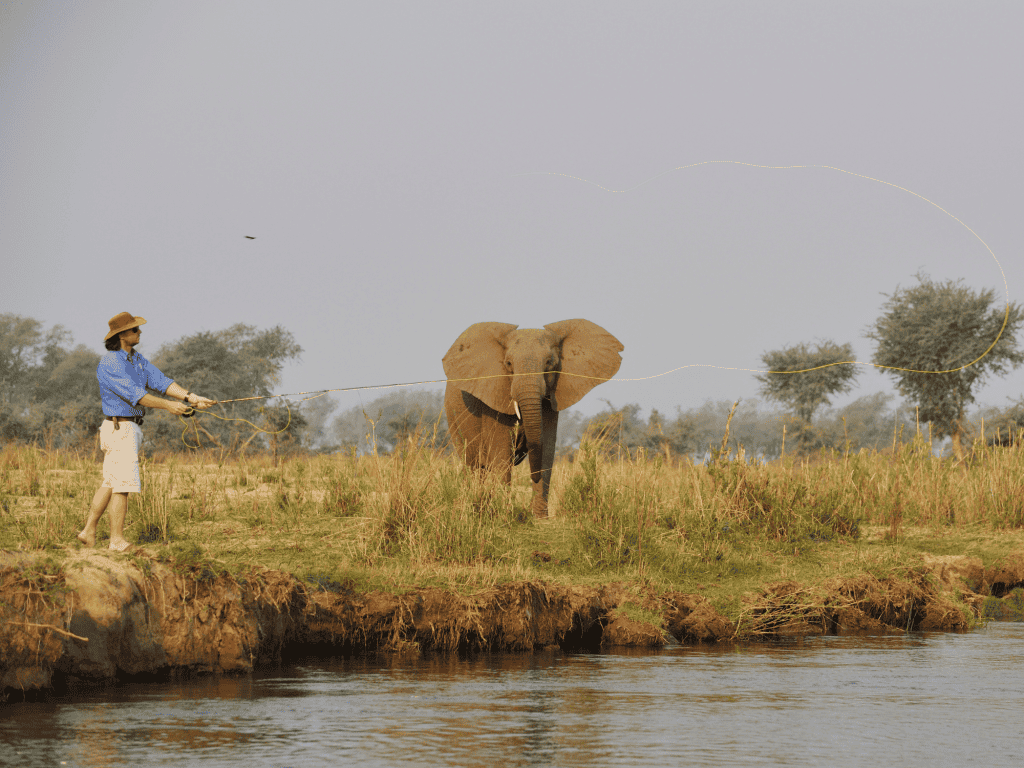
[105,415,144,429]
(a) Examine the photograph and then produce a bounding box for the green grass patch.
[613,601,666,630]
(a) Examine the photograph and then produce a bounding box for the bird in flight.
[244,235,256,239]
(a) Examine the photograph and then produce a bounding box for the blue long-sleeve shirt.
[97,349,175,417]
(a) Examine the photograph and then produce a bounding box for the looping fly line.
[179,161,1009,442]
[176,401,294,449]
[514,160,1011,380]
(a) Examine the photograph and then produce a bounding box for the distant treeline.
[3,313,1022,459]
[311,388,1001,460]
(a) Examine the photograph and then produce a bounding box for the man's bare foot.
[77,530,95,547]
[108,538,132,552]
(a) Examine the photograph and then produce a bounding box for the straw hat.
[105,311,147,340]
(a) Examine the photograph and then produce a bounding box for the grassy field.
[2,431,1023,625]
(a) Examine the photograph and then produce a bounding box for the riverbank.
[3,544,1024,701]
[3,440,1024,699]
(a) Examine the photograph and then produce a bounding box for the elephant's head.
[442,319,624,418]
[443,319,622,517]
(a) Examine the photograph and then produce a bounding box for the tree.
[257,400,309,466]
[0,314,97,447]
[150,324,303,452]
[298,394,340,451]
[813,392,917,453]
[580,402,649,453]
[329,389,447,454]
[755,340,858,451]
[0,315,47,400]
[867,273,1024,459]
[553,409,588,455]
[668,399,789,461]
[30,345,102,444]
[976,397,1024,446]
[0,315,70,407]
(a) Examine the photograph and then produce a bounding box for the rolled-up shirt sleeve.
[97,351,174,416]
[140,357,174,395]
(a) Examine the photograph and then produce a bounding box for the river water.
[3,622,1023,767]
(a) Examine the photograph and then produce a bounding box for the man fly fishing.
[77,312,215,551]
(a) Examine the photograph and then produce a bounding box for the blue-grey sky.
[2,1,1022,419]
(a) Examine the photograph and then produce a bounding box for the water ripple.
[3,623,1023,767]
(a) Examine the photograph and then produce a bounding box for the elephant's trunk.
[511,373,548,516]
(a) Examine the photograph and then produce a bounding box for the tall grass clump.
[135,456,181,544]
[554,429,869,586]
[417,464,528,564]
[832,430,1024,531]
[962,437,1024,529]
[357,434,530,570]
[559,437,662,574]
[318,451,365,518]
[0,444,95,550]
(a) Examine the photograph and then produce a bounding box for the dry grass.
[2,433,1024,622]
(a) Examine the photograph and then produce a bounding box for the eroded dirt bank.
[3,550,1024,699]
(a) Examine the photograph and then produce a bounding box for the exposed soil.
[3,549,1024,700]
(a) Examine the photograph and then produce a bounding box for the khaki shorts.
[100,419,143,493]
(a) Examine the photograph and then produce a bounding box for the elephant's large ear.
[442,322,519,415]
[545,319,624,411]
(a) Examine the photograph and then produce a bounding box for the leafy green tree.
[813,392,917,453]
[575,402,685,457]
[30,345,102,444]
[553,409,588,455]
[867,273,1024,458]
[32,344,101,405]
[661,408,702,457]
[0,315,47,400]
[0,314,98,447]
[670,399,788,461]
[574,400,787,461]
[253,400,309,465]
[150,324,302,452]
[755,340,858,451]
[0,401,30,443]
[579,402,649,454]
[973,398,1024,446]
[0,315,45,441]
[330,389,447,454]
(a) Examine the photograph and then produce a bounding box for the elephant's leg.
[539,403,559,515]
[479,411,515,484]
[445,383,482,469]
[448,385,517,483]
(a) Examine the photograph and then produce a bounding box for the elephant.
[442,319,624,518]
